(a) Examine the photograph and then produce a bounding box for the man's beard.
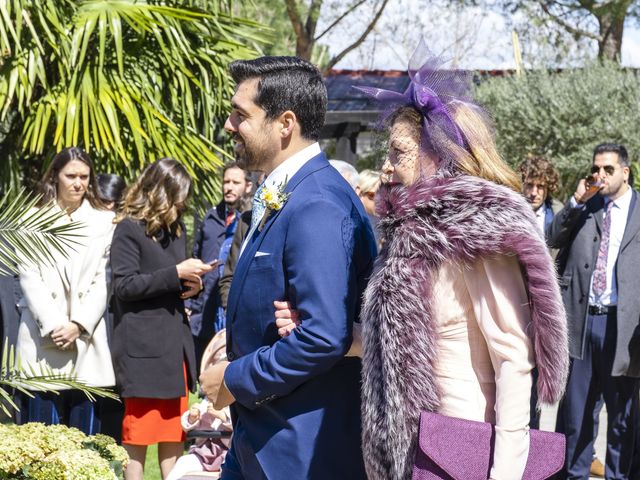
[224,195,245,211]
[234,124,277,171]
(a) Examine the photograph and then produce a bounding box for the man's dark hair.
[223,161,251,182]
[229,56,327,141]
[593,142,629,167]
[97,173,127,204]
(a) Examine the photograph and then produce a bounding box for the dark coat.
[187,202,227,338]
[548,190,640,377]
[110,218,196,398]
[219,210,251,310]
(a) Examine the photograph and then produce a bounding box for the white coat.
[17,200,116,388]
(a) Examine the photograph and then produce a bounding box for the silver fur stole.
[360,175,569,479]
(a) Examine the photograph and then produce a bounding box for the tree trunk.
[598,13,623,60]
[296,35,314,60]
[596,1,632,61]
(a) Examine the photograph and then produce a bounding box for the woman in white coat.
[16,147,116,435]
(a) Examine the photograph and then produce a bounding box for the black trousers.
[557,312,639,480]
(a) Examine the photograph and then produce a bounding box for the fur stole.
[360,174,569,479]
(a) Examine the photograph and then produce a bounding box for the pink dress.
[181,400,232,472]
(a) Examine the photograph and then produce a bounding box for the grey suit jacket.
[548,189,640,377]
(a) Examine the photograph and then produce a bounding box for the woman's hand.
[274,301,300,337]
[180,276,203,300]
[273,301,363,357]
[176,258,214,280]
[51,322,82,350]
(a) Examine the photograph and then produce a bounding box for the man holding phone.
[549,143,640,479]
[187,162,252,372]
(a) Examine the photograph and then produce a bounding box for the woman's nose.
[382,159,394,176]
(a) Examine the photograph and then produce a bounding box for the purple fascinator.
[354,39,475,172]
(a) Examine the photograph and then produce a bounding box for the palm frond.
[0,189,82,275]
[0,0,271,213]
[0,340,119,417]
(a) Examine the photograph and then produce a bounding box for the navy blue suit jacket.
[188,202,227,337]
[224,152,376,479]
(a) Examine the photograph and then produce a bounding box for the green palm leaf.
[0,189,82,276]
[0,340,119,417]
[0,0,270,213]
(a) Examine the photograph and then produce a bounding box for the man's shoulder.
[288,178,359,221]
[204,202,227,221]
[549,198,564,214]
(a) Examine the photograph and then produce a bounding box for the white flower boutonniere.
[258,177,290,230]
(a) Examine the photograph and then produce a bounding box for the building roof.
[321,68,516,137]
[325,70,411,113]
[324,68,516,116]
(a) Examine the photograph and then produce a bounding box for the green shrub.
[476,62,640,199]
[0,423,128,479]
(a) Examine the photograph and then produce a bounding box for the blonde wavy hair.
[389,105,521,193]
[358,169,382,194]
[115,158,191,237]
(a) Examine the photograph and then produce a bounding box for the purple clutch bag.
[412,412,565,480]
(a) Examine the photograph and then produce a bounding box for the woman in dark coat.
[111,158,213,480]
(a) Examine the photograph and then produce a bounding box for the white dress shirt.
[587,186,632,306]
[240,142,322,257]
[534,203,548,235]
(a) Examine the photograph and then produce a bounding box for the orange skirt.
[122,365,188,445]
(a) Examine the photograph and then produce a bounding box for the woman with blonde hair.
[353,44,569,479]
[16,147,115,434]
[357,169,382,214]
[357,169,382,247]
[110,158,213,480]
[275,43,569,479]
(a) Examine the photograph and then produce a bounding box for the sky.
[321,1,640,71]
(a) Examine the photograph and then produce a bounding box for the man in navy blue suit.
[199,56,377,479]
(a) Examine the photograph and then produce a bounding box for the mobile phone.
[208,259,221,267]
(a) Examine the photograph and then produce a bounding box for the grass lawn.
[144,443,162,480]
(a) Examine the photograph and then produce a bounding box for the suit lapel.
[226,153,330,326]
[544,201,554,230]
[590,195,604,234]
[620,190,639,253]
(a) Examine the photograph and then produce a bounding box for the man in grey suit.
[549,143,640,479]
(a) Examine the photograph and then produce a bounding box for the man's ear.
[279,111,297,138]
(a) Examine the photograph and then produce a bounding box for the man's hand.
[51,322,82,350]
[200,361,235,409]
[346,322,363,358]
[574,175,603,205]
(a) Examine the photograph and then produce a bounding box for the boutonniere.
[258,176,290,230]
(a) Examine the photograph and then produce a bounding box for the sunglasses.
[590,165,616,176]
